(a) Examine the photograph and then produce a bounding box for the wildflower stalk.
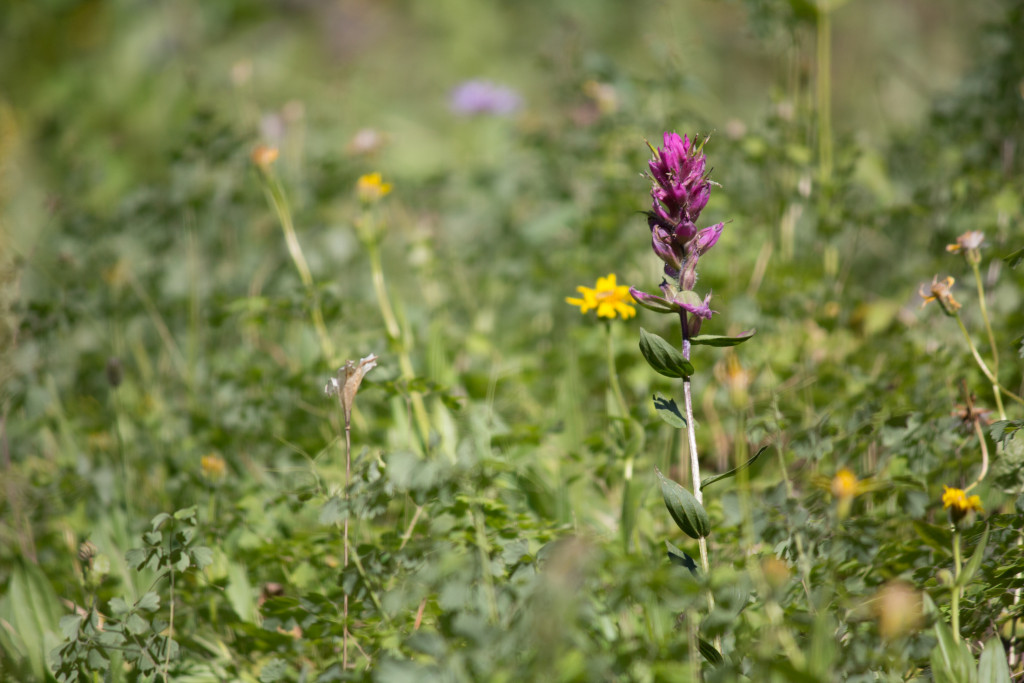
[257,162,336,365]
[605,322,633,482]
[680,333,710,577]
[816,0,834,183]
[356,213,433,451]
[952,311,1022,413]
[951,529,962,642]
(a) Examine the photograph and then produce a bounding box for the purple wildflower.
[450,80,522,116]
[633,132,726,338]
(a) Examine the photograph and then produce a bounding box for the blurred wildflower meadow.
[3,0,1024,681]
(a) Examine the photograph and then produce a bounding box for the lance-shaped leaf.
[1003,245,1024,269]
[655,467,710,539]
[690,329,756,347]
[639,328,694,379]
[957,524,990,588]
[653,393,686,428]
[666,540,698,576]
[700,446,769,490]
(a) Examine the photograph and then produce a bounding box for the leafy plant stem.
[952,528,962,643]
[260,172,336,365]
[164,541,175,682]
[679,315,715,629]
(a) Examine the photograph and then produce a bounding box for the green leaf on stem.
[665,540,698,575]
[639,328,694,379]
[931,613,977,683]
[957,525,990,588]
[699,638,723,665]
[655,467,710,539]
[1003,245,1024,269]
[700,446,769,490]
[652,393,686,428]
[689,329,756,347]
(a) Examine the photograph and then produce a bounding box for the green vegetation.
[2,1,1023,680]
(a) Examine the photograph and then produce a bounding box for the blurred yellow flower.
[356,172,392,203]
[831,468,859,500]
[942,485,982,522]
[201,453,227,481]
[566,274,636,320]
[251,145,279,169]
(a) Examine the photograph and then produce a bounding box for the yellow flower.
[919,275,961,314]
[566,274,636,320]
[356,172,392,203]
[831,468,859,500]
[251,145,279,169]
[942,485,983,523]
[201,453,227,481]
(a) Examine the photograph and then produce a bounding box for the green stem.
[816,0,833,183]
[954,312,1022,412]
[952,529,962,642]
[969,261,1007,420]
[261,173,336,365]
[362,231,433,450]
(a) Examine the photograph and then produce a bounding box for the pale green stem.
[261,173,336,365]
[953,312,1022,411]
[952,529,962,643]
[964,417,990,493]
[816,0,833,183]
[969,260,1007,421]
[362,230,432,449]
[605,323,632,479]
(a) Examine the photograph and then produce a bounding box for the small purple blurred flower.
[450,80,522,116]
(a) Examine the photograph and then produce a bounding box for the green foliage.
[1,0,1022,680]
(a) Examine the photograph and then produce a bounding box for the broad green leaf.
[136,592,160,612]
[191,546,214,570]
[978,637,1011,683]
[655,467,710,539]
[931,615,977,683]
[639,328,694,379]
[700,446,768,490]
[689,329,756,347]
[149,513,171,530]
[173,506,198,522]
[957,525,990,588]
[652,393,686,428]
[124,613,150,636]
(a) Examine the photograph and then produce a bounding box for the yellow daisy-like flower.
[831,468,860,501]
[201,453,227,481]
[566,274,636,320]
[942,485,983,523]
[356,172,392,203]
[919,275,961,314]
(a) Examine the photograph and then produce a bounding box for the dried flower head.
[919,275,961,315]
[873,581,923,640]
[946,230,984,262]
[566,274,636,320]
[326,354,380,424]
